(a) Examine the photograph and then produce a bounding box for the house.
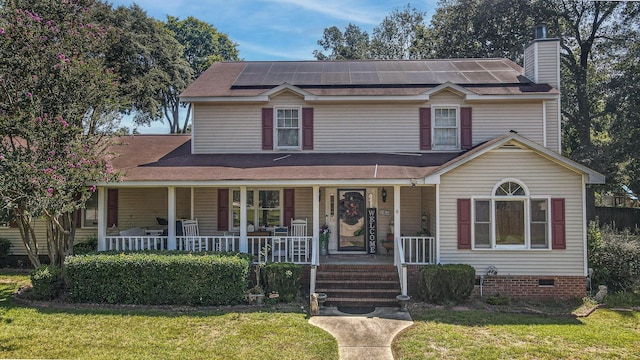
[1,30,604,303]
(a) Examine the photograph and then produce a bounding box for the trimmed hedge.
[30,265,64,300]
[65,252,250,306]
[262,262,302,302]
[419,264,475,305]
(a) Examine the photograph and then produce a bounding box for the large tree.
[314,23,370,60]
[165,16,239,133]
[370,4,427,59]
[0,0,120,268]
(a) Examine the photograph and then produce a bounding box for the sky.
[108,0,438,133]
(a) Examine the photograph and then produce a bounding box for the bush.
[73,235,97,255]
[0,237,11,267]
[65,252,250,306]
[419,264,475,305]
[261,262,302,302]
[30,265,64,300]
[588,223,640,292]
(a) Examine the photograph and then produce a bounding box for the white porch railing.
[103,235,313,265]
[395,236,437,296]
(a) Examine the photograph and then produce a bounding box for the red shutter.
[457,199,472,249]
[283,189,295,227]
[302,108,314,150]
[461,107,472,150]
[217,189,229,231]
[551,198,566,249]
[107,189,118,227]
[419,107,431,150]
[262,108,273,150]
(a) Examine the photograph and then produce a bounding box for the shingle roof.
[180,59,558,99]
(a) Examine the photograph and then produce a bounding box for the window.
[83,192,99,227]
[433,107,458,150]
[231,189,281,230]
[472,180,549,250]
[276,108,300,149]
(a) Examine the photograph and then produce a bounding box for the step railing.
[395,236,437,296]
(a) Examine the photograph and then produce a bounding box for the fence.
[594,206,640,231]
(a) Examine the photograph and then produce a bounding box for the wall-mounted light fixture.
[330,193,335,216]
[381,187,387,203]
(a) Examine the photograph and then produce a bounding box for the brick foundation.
[472,275,586,300]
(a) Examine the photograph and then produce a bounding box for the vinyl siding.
[293,187,313,234]
[0,222,97,256]
[473,102,544,145]
[524,44,536,81]
[537,41,560,90]
[545,99,560,153]
[422,186,437,235]
[193,187,217,235]
[439,149,585,276]
[400,187,422,235]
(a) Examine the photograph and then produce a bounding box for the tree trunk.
[14,208,41,268]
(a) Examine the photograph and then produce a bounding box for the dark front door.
[338,189,366,252]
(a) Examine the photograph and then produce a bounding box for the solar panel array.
[232,60,523,87]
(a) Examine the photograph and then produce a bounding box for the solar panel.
[231,59,524,87]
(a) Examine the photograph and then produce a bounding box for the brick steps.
[315,264,401,308]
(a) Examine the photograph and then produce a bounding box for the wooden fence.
[594,206,640,231]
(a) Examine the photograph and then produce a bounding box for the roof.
[180,60,559,100]
[105,133,604,185]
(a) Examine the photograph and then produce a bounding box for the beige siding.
[400,187,422,235]
[473,102,543,145]
[422,186,437,235]
[545,99,560,153]
[193,104,264,154]
[439,149,585,276]
[428,90,463,104]
[118,188,169,230]
[537,41,560,90]
[194,188,218,235]
[0,222,97,256]
[524,44,536,81]
[176,188,192,219]
[293,188,313,234]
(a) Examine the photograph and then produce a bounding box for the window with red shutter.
[218,189,229,231]
[457,199,472,249]
[419,107,431,150]
[283,189,295,227]
[302,108,313,150]
[460,107,472,150]
[262,108,273,150]
[551,198,566,249]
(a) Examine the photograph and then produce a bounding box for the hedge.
[0,237,10,267]
[30,265,64,300]
[261,262,302,302]
[419,264,475,305]
[65,252,250,306]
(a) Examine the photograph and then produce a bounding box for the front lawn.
[394,306,640,359]
[0,272,338,360]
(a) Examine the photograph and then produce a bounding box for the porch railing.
[103,235,313,265]
[395,236,437,296]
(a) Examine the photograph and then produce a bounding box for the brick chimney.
[524,24,561,90]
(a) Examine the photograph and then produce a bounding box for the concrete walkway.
[309,307,413,360]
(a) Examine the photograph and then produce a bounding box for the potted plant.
[319,224,330,256]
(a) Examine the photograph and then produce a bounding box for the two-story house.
[1,32,603,304]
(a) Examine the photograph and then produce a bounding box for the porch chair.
[181,219,201,251]
[289,218,308,262]
[272,227,289,261]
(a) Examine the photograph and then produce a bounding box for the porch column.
[97,187,106,251]
[239,186,248,253]
[167,186,176,250]
[393,185,401,266]
[312,186,320,259]
[190,187,195,220]
[435,183,440,264]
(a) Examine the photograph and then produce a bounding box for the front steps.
[315,264,401,308]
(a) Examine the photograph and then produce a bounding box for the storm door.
[337,189,366,251]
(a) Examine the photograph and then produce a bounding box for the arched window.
[473,180,549,250]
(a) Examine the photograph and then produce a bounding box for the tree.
[370,4,427,59]
[314,23,370,60]
[100,5,193,133]
[0,0,120,268]
[165,16,240,133]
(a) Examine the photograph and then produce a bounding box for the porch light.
[382,188,387,203]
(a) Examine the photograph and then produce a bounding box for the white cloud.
[262,0,384,25]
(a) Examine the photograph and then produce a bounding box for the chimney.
[524,23,560,90]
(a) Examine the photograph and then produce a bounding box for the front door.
[338,189,366,251]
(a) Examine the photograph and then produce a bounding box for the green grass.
[0,272,338,360]
[394,307,640,359]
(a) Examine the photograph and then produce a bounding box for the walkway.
[309,307,413,360]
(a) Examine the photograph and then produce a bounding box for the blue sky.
[108,0,438,133]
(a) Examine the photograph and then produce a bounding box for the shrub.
[261,262,302,302]
[73,235,97,255]
[30,265,64,300]
[486,294,510,305]
[588,224,640,292]
[65,252,250,306]
[419,264,475,305]
[0,237,11,267]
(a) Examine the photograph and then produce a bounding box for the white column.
[393,185,401,266]
[190,187,195,220]
[168,186,176,250]
[312,186,320,257]
[435,183,441,264]
[97,187,106,251]
[239,186,248,252]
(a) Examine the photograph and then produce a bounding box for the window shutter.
[461,107,472,150]
[419,107,431,150]
[283,189,295,227]
[302,108,314,150]
[217,189,229,231]
[457,199,472,249]
[262,108,273,150]
[107,189,118,227]
[551,198,566,249]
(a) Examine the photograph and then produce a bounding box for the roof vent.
[535,23,547,39]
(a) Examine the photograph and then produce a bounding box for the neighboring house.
[1,31,604,301]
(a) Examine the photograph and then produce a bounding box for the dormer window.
[432,107,459,150]
[276,108,300,149]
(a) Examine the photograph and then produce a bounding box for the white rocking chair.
[290,218,308,262]
[181,219,201,251]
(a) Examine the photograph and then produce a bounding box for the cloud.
[262,0,383,25]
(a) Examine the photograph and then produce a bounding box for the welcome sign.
[367,208,377,254]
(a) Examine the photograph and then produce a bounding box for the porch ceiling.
[108,135,460,182]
